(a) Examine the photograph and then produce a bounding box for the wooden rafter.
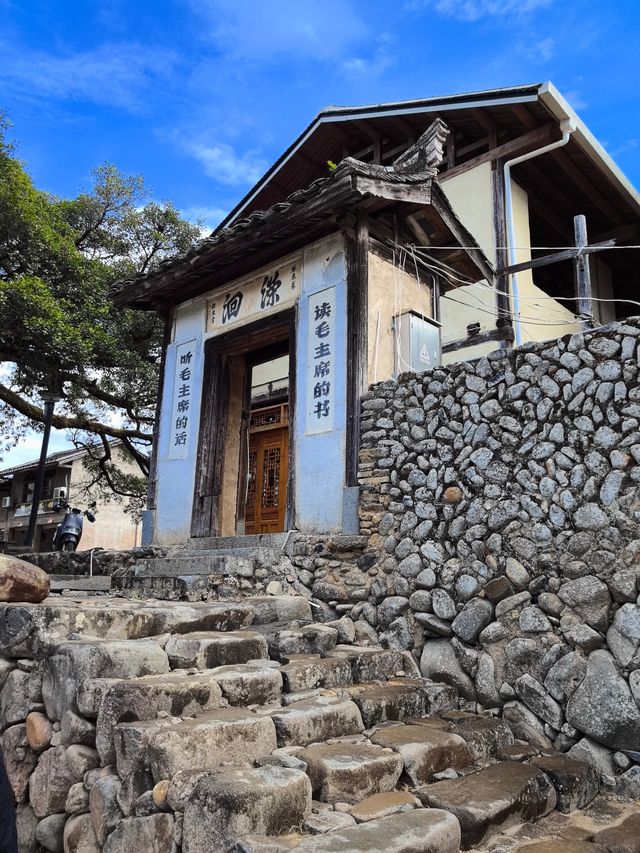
[551,148,626,225]
[440,124,557,182]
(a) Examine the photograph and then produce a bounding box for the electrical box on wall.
[394,311,442,376]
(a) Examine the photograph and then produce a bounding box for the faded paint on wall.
[367,252,432,384]
[294,233,348,533]
[152,233,348,545]
[154,300,205,545]
[440,171,583,364]
[511,180,580,345]
[440,162,496,264]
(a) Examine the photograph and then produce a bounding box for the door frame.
[190,308,296,538]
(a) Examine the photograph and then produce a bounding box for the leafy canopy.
[0,113,202,512]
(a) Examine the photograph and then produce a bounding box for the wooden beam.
[345,210,369,487]
[498,239,615,275]
[551,148,625,225]
[388,114,416,139]
[471,108,498,134]
[353,119,384,143]
[439,124,557,182]
[442,325,514,353]
[594,222,640,244]
[353,175,433,206]
[405,214,431,246]
[430,185,496,285]
[446,133,456,168]
[520,160,579,222]
[457,136,490,158]
[510,103,538,130]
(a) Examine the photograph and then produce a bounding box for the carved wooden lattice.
[261,446,281,508]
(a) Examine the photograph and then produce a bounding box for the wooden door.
[245,425,288,534]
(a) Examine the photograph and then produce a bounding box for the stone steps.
[2,593,626,853]
[112,535,294,602]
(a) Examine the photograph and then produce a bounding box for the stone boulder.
[29,745,97,818]
[182,766,312,852]
[95,672,223,764]
[2,724,38,803]
[300,743,403,803]
[420,639,475,700]
[0,555,49,603]
[558,576,611,632]
[607,604,640,669]
[102,814,174,853]
[530,754,598,813]
[371,724,472,786]
[63,814,100,853]
[42,639,169,720]
[294,808,461,852]
[566,650,640,751]
[416,761,556,848]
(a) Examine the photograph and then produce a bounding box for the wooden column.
[345,210,369,487]
[190,345,230,538]
[574,214,593,329]
[491,157,512,344]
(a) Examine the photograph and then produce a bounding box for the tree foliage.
[0,113,202,513]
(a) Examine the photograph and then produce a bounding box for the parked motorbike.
[52,498,97,552]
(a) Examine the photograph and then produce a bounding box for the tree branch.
[0,382,151,443]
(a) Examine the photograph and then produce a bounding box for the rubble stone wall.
[343,320,640,783]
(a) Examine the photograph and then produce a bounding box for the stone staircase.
[1,594,633,853]
[111,534,295,600]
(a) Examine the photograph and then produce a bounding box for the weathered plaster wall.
[152,234,350,544]
[318,320,640,786]
[439,170,582,360]
[154,301,205,546]
[293,233,348,533]
[366,252,432,385]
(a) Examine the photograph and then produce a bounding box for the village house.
[0,444,142,552]
[112,82,640,548]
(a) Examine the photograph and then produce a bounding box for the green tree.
[0,114,201,512]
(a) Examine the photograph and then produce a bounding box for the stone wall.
[347,320,640,790]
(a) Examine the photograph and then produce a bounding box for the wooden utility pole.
[573,214,593,329]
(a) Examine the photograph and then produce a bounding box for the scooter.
[52,498,97,552]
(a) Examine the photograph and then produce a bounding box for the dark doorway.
[191,310,295,539]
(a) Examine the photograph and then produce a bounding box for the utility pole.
[24,392,61,549]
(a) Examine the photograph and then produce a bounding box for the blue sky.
[1,0,639,466]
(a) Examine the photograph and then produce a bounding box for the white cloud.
[184,141,267,187]
[180,205,228,235]
[191,0,368,62]
[518,36,555,62]
[406,0,554,22]
[609,138,638,158]
[342,34,395,77]
[0,41,177,111]
[562,89,588,111]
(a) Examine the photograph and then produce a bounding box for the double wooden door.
[245,415,288,534]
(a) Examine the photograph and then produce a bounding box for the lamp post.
[24,391,62,550]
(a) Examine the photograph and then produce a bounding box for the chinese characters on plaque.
[168,340,196,460]
[206,259,300,335]
[306,287,336,435]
